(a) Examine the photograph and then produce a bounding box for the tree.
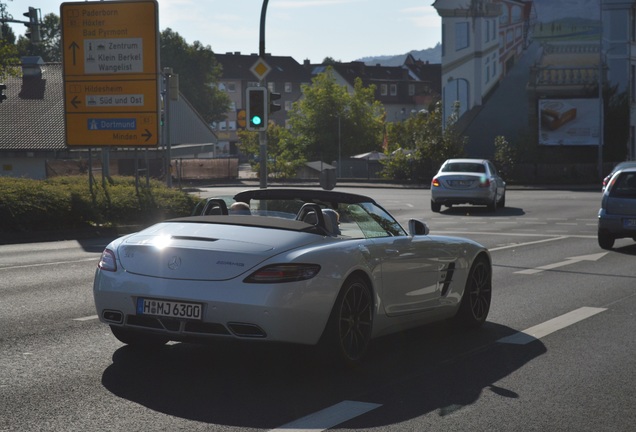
[159,28,229,123]
[381,102,466,182]
[237,122,306,179]
[287,67,385,164]
[0,2,20,78]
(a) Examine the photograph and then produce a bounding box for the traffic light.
[269,91,281,114]
[23,7,40,43]
[246,87,268,131]
[0,83,6,104]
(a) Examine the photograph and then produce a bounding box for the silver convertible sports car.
[94,188,492,366]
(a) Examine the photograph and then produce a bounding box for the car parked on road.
[430,158,506,213]
[598,167,636,249]
[94,188,492,367]
[602,161,636,191]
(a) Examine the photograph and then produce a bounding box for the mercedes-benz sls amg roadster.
[94,188,492,366]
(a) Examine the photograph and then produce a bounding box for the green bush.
[0,175,197,233]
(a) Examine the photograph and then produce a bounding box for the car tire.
[110,325,169,348]
[431,200,441,213]
[319,275,373,367]
[454,255,491,329]
[487,191,497,212]
[498,191,506,208]
[598,230,615,250]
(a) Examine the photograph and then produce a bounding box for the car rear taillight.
[244,264,321,283]
[431,177,440,187]
[98,249,117,272]
[479,177,491,188]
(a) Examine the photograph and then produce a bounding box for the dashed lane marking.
[270,400,382,432]
[497,307,607,345]
[73,315,99,321]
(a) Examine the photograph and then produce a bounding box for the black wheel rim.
[338,282,372,361]
[468,262,491,320]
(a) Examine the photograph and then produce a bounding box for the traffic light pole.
[258,0,269,189]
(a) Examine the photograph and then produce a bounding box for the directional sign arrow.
[71,96,81,109]
[68,41,79,66]
[515,252,608,275]
[141,129,152,142]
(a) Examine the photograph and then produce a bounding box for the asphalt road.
[2,187,635,431]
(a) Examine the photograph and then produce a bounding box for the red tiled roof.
[0,63,68,151]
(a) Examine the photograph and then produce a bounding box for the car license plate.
[623,218,636,229]
[136,298,203,320]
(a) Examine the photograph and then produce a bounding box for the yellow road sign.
[61,0,160,147]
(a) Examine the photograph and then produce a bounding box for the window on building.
[390,84,397,96]
[455,22,469,51]
[632,64,636,102]
[285,100,292,111]
[285,82,292,92]
[381,84,388,96]
[228,121,237,131]
[408,84,415,96]
[486,20,490,42]
[219,121,227,131]
[268,82,276,92]
[442,24,446,57]
[485,57,490,84]
[227,82,236,92]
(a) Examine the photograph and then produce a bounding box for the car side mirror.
[408,219,429,236]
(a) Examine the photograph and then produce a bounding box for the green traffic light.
[252,115,262,126]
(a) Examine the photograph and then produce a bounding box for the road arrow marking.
[515,252,608,275]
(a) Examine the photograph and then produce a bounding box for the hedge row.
[0,176,197,233]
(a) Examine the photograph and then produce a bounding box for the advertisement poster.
[538,99,600,145]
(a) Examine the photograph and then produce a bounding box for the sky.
[4,0,442,63]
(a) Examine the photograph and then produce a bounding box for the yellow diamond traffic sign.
[250,58,271,81]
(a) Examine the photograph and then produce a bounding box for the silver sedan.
[430,158,506,212]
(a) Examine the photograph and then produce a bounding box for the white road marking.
[0,257,98,271]
[270,400,381,432]
[497,307,607,345]
[489,236,567,252]
[73,315,99,321]
[515,252,608,275]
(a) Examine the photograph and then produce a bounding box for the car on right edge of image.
[598,167,636,249]
[602,161,636,191]
[430,158,506,213]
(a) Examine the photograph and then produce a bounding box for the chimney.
[21,56,44,79]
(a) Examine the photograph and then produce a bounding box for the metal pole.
[598,0,604,180]
[163,67,173,187]
[258,0,270,189]
[338,115,341,178]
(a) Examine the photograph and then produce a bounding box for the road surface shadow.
[101,320,546,428]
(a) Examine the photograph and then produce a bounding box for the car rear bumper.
[431,188,494,205]
[93,269,337,346]
[598,209,636,238]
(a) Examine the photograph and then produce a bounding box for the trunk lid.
[116,221,319,281]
